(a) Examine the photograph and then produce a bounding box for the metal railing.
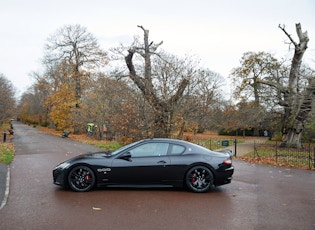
[253,141,315,170]
[190,137,315,170]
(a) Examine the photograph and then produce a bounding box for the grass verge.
[37,126,123,150]
[0,143,14,164]
[0,123,15,164]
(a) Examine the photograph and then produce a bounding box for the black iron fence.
[253,141,315,170]
[190,137,315,170]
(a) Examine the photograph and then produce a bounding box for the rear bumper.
[215,166,234,186]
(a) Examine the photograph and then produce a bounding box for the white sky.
[1,0,315,97]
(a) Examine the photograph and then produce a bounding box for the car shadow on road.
[53,184,227,194]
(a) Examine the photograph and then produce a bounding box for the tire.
[185,166,213,193]
[68,165,95,192]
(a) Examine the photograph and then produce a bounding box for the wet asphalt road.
[0,123,315,230]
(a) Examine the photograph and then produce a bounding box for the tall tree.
[125,26,191,137]
[82,74,143,140]
[277,23,312,147]
[231,23,313,148]
[44,24,107,133]
[175,68,225,135]
[0,74,16,124]
[230,51,281,107]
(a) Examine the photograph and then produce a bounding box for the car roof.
[142,138,207,150]
[142,138,190,145]
[142,138,224,156]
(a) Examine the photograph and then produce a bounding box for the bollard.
[3,131,7,142]
[234,139,237,157]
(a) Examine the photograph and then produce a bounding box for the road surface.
[0,123,315,229]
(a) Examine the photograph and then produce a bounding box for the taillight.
[223,157,232,166]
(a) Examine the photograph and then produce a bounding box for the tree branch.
[256,78,287,94]
[279,24,298,47]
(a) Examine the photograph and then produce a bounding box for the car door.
[165,143,188,181]
[110,142,170,184]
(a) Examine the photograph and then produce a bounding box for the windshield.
[110,140,143,156]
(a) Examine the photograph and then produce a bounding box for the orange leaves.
[45,84,76,131]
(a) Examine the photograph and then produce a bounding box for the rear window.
[169,144,185,155]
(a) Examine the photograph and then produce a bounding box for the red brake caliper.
[191,173,196,182]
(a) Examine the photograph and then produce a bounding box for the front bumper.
[53,168,66,187]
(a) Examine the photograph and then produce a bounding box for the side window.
[130,143,169,157]
[170,144,185,155]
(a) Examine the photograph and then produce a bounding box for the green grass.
[240,144,315,170]
[0,143,15,164]
[95,141,122,150]
[85,140,122,150]
[0,123,15,164]
[191,138,243,150]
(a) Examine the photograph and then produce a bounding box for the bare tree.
[176,69,225,135]
[82,73,144,140]
[277,23,312,147]
[231,23,313,148]
[0,74,16,124]
[125,26,191,137]
[44,24,107,133]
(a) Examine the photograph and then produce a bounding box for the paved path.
[0,123,100,211]
[218,138,268,157]
[0,163,9,209]
[0,135,270,211]
[1,124,315,230]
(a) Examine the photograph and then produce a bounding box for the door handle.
[157,160,167,164]
[157,160,167,167]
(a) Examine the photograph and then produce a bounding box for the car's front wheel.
[185,166,213,193]
[68,165,95,192]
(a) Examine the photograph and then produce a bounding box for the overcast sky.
[1,0,314,97]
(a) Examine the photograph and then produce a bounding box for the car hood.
[70,151,112,160]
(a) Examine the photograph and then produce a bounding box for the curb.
[0,164,10,210]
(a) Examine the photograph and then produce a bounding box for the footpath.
[217,139,263,157]
[0,163,9,209]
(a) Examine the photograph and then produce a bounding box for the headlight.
[54,162,70,170]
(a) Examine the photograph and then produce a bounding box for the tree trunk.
[177,121,186,139]
[154,111,169,138]
[281,123,303,148]
[125,26,189,138]
[279,23,310,148]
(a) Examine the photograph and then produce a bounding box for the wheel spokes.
[190,168,210,189]
[71,169,92,189]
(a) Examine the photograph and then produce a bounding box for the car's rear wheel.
[68,165,95,192]
[185,166,213,193]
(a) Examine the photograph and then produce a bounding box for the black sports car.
[53,138,234,193]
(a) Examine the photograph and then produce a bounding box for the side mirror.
[120,152,132,161]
